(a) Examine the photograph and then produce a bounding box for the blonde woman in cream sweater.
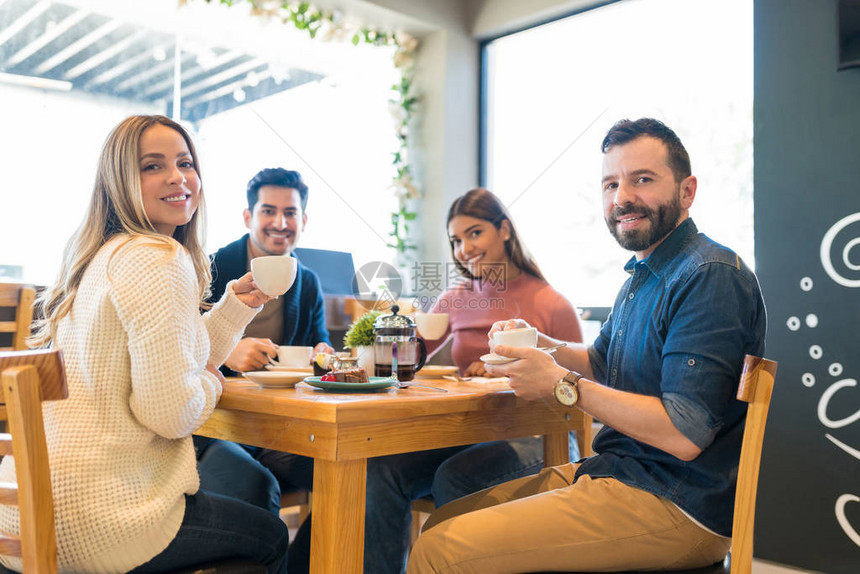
[0,115,288,573]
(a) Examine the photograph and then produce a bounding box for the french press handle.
[414,337,427,372]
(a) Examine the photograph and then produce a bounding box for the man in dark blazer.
[211,168,334,374]
[195,168,334,571]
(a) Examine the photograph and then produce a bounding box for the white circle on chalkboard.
[845,238,860,271]
[820,212,860,287]
[829,363,843,377]
[809,345,823,359]
[800,277,814,291]
[805,314,819,328]
[802,373,815,387]
[786,316,801,331]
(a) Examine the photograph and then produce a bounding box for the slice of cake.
[321,367,369,383]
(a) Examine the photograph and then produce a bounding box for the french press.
[373,304,427,381]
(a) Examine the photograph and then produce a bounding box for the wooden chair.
[280,489,311,527]
[0,348,68,573]
[570,354,778,574]
[0,283,36,352]
[0,284,36,427]
[0,349,272,574]
[344,297,419,324]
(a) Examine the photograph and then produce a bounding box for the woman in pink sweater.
[425,188,582,375]
[364,188,583,574]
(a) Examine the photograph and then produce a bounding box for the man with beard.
[193,168,334,570]
[407,118,767,573]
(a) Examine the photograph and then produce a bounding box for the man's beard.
[606,192,681,253]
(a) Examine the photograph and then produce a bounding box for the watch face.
[554,381,578,407]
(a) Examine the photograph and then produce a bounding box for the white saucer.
[266,364,313,373]
[244,370,307,388]
[480,353,517,365]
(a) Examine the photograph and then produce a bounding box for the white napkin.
[465,376,509,383]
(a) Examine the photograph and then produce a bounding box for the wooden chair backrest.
[344,297,419,324]
[0,284,36,351]
[730,355,778,574]
[0,348,68,573]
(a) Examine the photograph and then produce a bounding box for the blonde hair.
[30,115,211,347]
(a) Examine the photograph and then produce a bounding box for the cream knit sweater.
[0,235,259,573]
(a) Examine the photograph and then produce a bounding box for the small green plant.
[343,310,381,349]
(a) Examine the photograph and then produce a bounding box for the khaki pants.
[407,463,730,573]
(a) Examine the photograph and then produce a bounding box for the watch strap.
[563,371,584,386]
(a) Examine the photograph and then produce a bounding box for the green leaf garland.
[193,0,421,259]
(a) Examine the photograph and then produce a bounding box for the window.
[483,0,754,308]
[0,0,398,285]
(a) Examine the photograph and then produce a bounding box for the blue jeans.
[194,437,315,515]
[195,437,314,573]
[128,490,288,573]
[363,434,579,574]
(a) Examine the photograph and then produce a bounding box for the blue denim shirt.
[579,219,766,536]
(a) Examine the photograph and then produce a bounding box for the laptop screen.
[293,247,357,296]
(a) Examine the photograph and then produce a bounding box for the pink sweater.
[426,273,582,372]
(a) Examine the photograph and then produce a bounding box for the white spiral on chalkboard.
[820,212,860,288]
[834,493,860,548]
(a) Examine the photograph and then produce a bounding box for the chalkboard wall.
[754,1,860,572]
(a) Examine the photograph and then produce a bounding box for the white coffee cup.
[276,345,313,367]
[492,327,538,352]
[414,313,449,340]
[251,256,297,297]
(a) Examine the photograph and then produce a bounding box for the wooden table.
[197,376,592,574]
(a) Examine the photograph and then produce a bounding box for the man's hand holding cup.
[486,320,566,400]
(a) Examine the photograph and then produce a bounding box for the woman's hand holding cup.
[250,255,297,297]
[232,272,272,308]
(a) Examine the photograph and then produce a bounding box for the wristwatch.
[554,371,583,407]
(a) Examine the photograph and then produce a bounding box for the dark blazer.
[209,234,331,375]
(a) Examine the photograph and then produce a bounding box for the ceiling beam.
[0,71,71,91]
[5,9,92,68]
[0,0,52,49]
[113,52,194,94]
[180,57,267,99]
[63,28,147,80]
[182,64,271,108]
[141,49,245,98]
[84,42,167,88]
[35,18,122,75]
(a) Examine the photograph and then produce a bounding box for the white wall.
[0,86,159,284]
[342,0,609,270]
[468,0,611,38]
[319,0,483,271]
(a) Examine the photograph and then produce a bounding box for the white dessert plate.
[480,353,517,365]
[416,365,459,378]
[244,370,307,388]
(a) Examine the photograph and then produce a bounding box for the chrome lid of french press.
[373,304,415,335]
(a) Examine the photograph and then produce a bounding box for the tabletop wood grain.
[197,376,590,574]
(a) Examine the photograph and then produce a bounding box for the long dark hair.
[446,188,545,281]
